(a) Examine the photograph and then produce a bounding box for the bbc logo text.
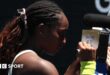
[0,63,23,69]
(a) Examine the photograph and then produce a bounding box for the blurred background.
[0,0,109,75]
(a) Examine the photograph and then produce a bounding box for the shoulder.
[12,50,59,75]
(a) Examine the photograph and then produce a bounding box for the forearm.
[79,42,96,75]
[64,57,80,75]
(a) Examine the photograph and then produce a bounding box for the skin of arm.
[12,51,59,75]
[64,57,80,75]
[106,47,110,74]
[65,42,96,75]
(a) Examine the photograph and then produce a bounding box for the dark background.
[0,0,109,75]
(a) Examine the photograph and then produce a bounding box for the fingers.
[78,42,96,51]
[106,47,110,66]
[78,42,86,50]
[107,47,110,54]
[78,41,96,61]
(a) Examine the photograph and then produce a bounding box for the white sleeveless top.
[8,50,36,75]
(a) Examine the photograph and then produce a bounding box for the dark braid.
[26,0,63,34]
[0,0,63,63]
[0,17,22,63]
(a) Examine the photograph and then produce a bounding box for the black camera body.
[96,30,109,62]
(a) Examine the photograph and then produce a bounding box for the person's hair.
[0,0,63,63]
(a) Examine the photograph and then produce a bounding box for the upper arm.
[12,51,59,75]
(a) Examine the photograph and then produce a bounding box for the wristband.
[80,61,96,75]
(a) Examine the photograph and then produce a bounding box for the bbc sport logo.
[0,64,7,69]
[0,63,23,69]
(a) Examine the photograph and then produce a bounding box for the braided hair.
[0,0,63,63]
